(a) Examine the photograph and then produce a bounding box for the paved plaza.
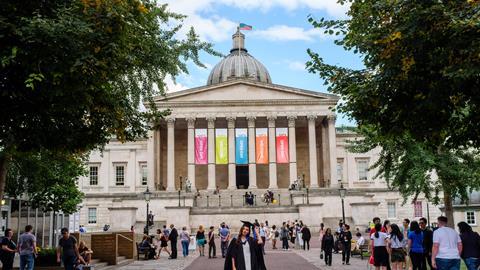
[118,239,367,270]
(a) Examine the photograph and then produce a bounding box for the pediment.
[156,80,338,103]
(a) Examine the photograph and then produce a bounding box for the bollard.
[306,188,309,205]
[290,193,293,205]
[207,195,209,208]
[278,194,281,206]
[219,195,221,207]
[178,190,181,207]
[183,196,186,207]
[243,195,245,206]
[254,195,257,206]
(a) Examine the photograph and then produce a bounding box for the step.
[99,258,133,270]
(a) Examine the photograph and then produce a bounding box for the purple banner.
[195,129,207,164]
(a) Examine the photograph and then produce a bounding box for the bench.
[351,240,370,260]
[136,242,153,260]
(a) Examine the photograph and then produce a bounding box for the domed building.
[77,31,443,233]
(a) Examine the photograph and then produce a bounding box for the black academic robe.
[224,237,266,270]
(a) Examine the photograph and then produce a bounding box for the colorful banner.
[194,129,208,164]
[215,129,228,164]
[255,128,268,164]
[276,128,289,163]
[235,129,248,164]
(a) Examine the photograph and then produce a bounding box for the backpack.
[275,230,280,238]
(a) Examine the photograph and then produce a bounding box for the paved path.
[118,238,369,270]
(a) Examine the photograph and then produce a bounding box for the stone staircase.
[94,256,133,270]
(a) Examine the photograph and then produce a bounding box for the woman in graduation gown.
[224,223,267,270]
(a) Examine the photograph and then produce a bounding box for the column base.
[248,185,257,189]
[268,185,278,189]
[166,187,175,192]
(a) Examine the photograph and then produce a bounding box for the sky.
[160,0,363,126]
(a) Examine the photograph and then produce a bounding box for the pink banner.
[195,129,208,164]
[276,128,289,163]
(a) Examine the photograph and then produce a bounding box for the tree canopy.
[0,0,219,199]
[6,150,85,214]
[307,0,480,224]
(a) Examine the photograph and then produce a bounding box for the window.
[414,201,423,217]
[337,159,344,181]
[387,202,396,218]
[357,159,369,180]
[89,166,98,185]
[466,211,476,225]
[88,208,97,224]
[115,165,125,186]
[140,164,148,186]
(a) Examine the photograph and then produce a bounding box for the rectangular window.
[88,208,97,224]
[414,201,423,217]
[89,166,98,186]
[337,159,343,181]
[115,165,125,186]
[466,211,476,225]
[140,164,148,186]
[387,202,396,218]
[357,159,369,181]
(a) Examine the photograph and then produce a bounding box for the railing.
[116,233,134,259]
[192,191,310,208]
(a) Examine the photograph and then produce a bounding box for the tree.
[6,150,85,214]
[0,0,219,200]
[307,1,480,224]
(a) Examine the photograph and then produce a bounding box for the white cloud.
[286,60,306,71]
[253,25,328,41]
[164,76,187,93]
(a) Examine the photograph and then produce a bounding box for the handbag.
[369,254,375,265]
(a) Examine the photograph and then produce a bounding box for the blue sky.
[160,0,363,126]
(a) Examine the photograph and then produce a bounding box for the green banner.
[215,129,228,164]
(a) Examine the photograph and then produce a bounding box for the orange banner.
[256,128,268,164]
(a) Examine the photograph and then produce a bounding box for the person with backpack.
[219,223,230,258]
[457,221,480,270]
[281,223,289,250]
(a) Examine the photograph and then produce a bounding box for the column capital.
[326,114,336,122]
[267,115,277,127]
[287,115,297,127]
[186,116,196,129]
[166,117,175,127]
[227,116,236,129]
[207,116,216,129]
[247,116,256,128]
[307,115,318,121]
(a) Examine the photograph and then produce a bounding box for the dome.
[207,30,272,85]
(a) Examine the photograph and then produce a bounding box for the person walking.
[419,217,434,270]
[196,225,206,256]
[371,223,389,270]
[408,221,425,270]
[319,223,325,259]
[156,229,171,259]
[321,228,334,266]
[271,225,278,250]
[168,224,178,259]
[18,225,37,270]
[180,227,190,257]
[0,228,16,270]
[389,224,407,270]
[208,226,217,258]
[342,224,352,265]
[259,223,267,255]
[219,223,230,258]
[56,228,84,270]
[432,216,462,270]
[457,221,480,270]
[301,224,311,251]
[281,222,289,250]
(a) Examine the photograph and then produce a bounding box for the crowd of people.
[321,215,480,270]
[0,225,92,270]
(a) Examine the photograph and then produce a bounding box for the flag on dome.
[239,23,252,30]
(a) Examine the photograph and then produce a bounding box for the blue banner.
[235,129,248,164]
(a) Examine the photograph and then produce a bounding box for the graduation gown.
[224,237,266,270]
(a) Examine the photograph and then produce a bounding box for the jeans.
[208,242,216,258]
[221,241,228,257]
[20,254,35,270]
[1,254,15,270]
[170,240,177,258]
[63,255,77,270]
[324,250,332,265]
[282,238,289,250]
[342,242,351,263]
[411,252,425,270]
[303,239,310,250]
[435,258,460,270]
[181,240,189,257]
[463,257,479,270]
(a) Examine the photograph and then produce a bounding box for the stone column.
[288,115,297,188]
[146,129,155,190]
[247,116,257,189]
[308,115,319,188]
[327,115,338,187]
[207,117,216,190]
[227,116,236,190]
[166,117,175,191]
[268,115,278,189]
[321,119,330,187]
[187,117,196,191]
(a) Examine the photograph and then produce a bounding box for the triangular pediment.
[154,79,338,103]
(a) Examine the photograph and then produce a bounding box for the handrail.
[117,233,133,243]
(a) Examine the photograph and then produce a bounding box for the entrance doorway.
[236,165,249,189]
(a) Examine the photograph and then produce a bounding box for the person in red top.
[370,217,382,236]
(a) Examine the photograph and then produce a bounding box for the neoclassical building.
[79,31,442,232]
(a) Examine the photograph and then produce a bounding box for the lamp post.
[144,187,152,235]
[338,183,347,224]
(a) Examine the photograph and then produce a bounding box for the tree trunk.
[443,190,455,228]
[0,154,10,201]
